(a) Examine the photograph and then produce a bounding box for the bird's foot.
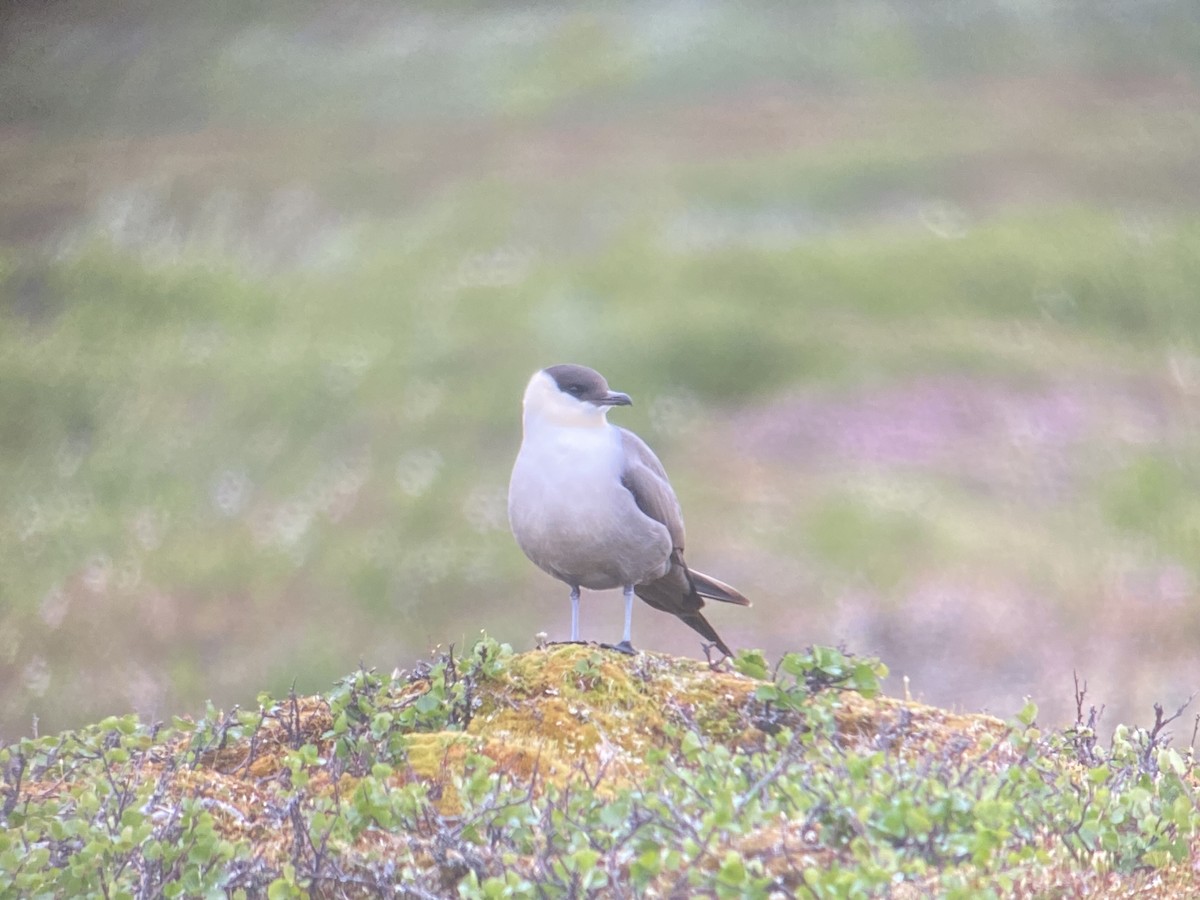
[544,640,592,649]
[601,640,637,656]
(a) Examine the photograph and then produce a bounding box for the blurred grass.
[5,205,1200,732]
[2,0,1200,736]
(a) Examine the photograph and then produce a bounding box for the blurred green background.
[2,0,1199,737]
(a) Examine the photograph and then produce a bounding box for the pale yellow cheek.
[534,391,607,428]
[544,405,608,428]
[524,375,608,428]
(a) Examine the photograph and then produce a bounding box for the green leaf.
[717,851,746,885]
[1014,699,1038,727]
[733,649,770,680]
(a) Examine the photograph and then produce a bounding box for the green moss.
[1,638,1197,897]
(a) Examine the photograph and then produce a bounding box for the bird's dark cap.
[544,364,632,407]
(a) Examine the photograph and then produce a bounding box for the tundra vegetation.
[2,638,1197,897]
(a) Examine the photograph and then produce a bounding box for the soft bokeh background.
[2,1,1199,739]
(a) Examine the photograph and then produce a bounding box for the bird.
[507,363,749,657]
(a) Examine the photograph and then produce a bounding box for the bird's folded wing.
[618,427,686,549]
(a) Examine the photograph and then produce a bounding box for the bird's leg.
[595,585,633,657]
[570,585,581,642]
[601,585,637,655]
[621,584,634,647]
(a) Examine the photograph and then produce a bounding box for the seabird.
[508,363,749,656]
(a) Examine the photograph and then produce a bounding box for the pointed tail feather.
[634,570,739,658]
[676,609,735,659]
[690,570,751,607]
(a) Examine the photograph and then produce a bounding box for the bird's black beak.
[596,390,632,407]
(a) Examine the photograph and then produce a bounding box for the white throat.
[522,370,612,432]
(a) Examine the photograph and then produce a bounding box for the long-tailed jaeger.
[507,363,749,656]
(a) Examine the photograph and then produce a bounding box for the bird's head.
[522,364,632,428]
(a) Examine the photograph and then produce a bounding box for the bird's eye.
[567,384,584,396]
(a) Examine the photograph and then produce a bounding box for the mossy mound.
[1,639,1197,897]
[180,645,777,802]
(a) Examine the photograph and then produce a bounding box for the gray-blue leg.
[570,585,581,641]
[622,584,634,646]
[605,584,634,654]
[599,586,637,654]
